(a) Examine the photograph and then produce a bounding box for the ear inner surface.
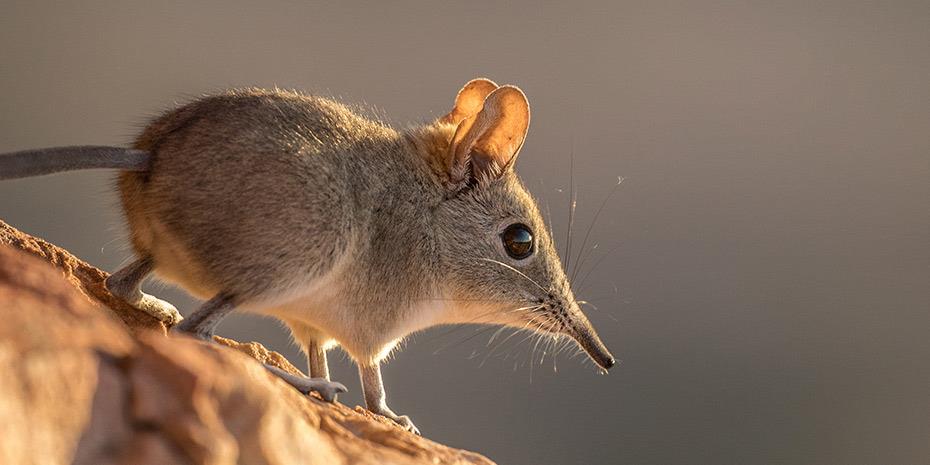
[446,85,530,183]
[440,78,499,126]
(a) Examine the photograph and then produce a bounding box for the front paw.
[385,413,420,435]
[395,415,420,435]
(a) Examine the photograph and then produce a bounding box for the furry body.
[120,89,450,362]
[1,80,615,433]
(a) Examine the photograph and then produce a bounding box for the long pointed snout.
[569,316,616,371]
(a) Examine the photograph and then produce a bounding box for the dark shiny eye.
[501,223,534,259]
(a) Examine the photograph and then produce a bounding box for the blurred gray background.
[1,1,928,463]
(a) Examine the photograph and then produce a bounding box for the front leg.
[306,339,330,380]
[285,321,332,380]
[359,363,420,434]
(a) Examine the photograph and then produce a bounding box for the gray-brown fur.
[1,80,614,434]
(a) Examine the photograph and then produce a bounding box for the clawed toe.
[295,379,348,402]
[264,364,346,402]
[393,415,420,435]
[374,411,419,435]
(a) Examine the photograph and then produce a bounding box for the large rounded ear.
[446,85,530,183]
[440,78,499,126]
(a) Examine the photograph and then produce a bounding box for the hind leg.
[283,321,346,401]
[175,292,236,339]
[264,365,346,402]
[178,295,346,402]
[106,256,182,325]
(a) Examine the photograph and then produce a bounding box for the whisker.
[552,337,560,373]
[534,319,558,366]
[432,325,500,355]
[526,317,560,381]
[482,317,542,366]
[430,303,543,353]
[564,145,577,272]
[570,176,624,282]
[486,325,510,347]
[514,319,552,347]
[576,300,597,310]
[542,333,555,367]
[575,242,623,295]
[554,334,574,359]
[532,328,546,365]
[545,325,564,367]
[578,299,619,323]
[424,303,536,345]
[409,297,523,303]
[573,242,599,283]
[490,317,535,370]
[492,315,549,366]
[538,179,559,257]
[481,329,518,367]
[477,257,548,293]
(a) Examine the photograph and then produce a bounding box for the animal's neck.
[345,124,448,213]
[334,124,451,313]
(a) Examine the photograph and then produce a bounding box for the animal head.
[421,78,615,371]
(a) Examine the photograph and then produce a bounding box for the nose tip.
[569,322,616,371]
[593,352,615,371]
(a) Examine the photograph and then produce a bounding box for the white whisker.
[477,257,548,292]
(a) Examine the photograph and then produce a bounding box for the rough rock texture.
[0,219,494,465]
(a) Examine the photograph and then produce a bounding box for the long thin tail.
[0,145,150,180]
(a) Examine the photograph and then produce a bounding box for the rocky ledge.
[0,219,494,465]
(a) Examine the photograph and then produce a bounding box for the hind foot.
[105,257,183,325]
[133,293,183,326]
[265,364,347,402]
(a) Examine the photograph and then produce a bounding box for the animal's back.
[118,88,398,302]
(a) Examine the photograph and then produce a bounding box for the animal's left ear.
[440,78,499,126]
[446,85,530,183]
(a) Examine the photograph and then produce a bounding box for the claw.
[264,364,346,402]
[393,415,420,435]
[373,411,420,435]
[296,379,348,402]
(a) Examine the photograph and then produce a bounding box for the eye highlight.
[501,223,534,259]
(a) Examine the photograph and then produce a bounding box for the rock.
[0,219,169,334]
[0,219,495,465]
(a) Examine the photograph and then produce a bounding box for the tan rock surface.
[0,219,495,465]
